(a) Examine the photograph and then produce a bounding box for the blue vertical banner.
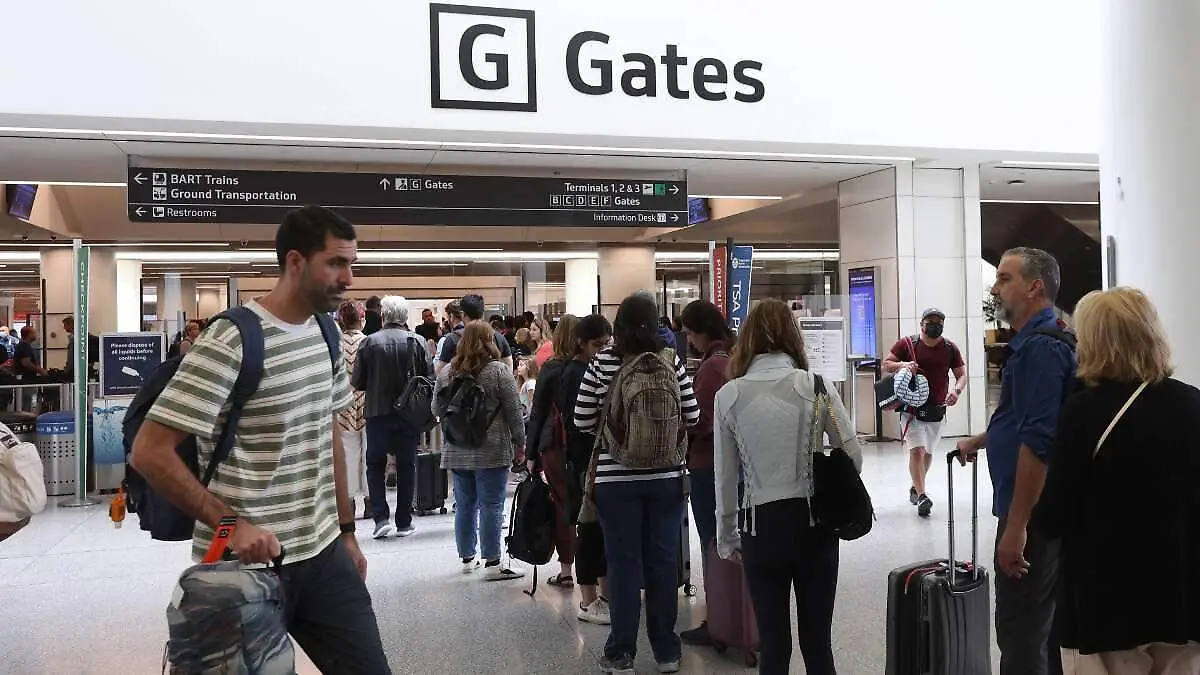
[847,267,878,358]
[727,245,754,332]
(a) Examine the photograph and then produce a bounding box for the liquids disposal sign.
[100,332,166,398]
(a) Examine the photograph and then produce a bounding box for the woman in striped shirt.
[574,294,700,675]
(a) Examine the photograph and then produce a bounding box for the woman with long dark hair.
[676,300,736,647]
[433,322,527,581]
[575,294,700,674]
[714,299,861,675]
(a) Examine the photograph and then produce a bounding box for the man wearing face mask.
[884,308,966,517]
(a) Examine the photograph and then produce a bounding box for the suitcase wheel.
[712,641,726,654]
[439,507,448,515]
[683,584,697,597]
[744,651,758,668]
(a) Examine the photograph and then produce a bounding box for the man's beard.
[994,298,1013,325]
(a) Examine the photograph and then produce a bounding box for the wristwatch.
[340,522,356,535]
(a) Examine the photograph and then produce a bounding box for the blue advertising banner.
[727,245,754,332]
[100,332,166,398]
[92,400,129,465]
[848,267,878,358]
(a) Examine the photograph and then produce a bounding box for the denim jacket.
[713,353,862,559]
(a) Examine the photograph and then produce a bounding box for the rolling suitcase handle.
[944,449,979,588]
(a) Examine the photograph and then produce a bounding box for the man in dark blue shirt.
[957,247,1075,675]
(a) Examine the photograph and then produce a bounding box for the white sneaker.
[577,598,612,625]
[482,563,526,581]
[461,558,481,574]
[372,522,396,539]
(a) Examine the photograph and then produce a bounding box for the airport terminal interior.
[1,0,1196,673]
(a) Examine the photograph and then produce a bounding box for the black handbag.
[394,336,437,433]
[810,375,874,541]
[912,402,946,423]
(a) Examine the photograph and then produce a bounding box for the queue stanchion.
[866,358,892,443]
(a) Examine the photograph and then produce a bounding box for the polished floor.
[0,439,1003,674]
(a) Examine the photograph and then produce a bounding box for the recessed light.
[1007,179,1026,186]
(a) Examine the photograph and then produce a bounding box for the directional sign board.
[127,167,687,227]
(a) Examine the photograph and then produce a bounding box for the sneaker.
[680,620,712,646]
[482,562,526,581]
[461,557,481,574]
[909,486,919,506]
[396,525,416,537]
[577,598,612,625]
[372,521,396,539]
[598,655,635,674]
[917,494,934,518]
[657,660,681,674]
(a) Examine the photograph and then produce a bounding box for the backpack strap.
[200,306,265,486]
[313,312,342,373]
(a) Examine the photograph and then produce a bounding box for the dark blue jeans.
[366,414,420,529]
[688,467,717,587]
[595,477,686,663]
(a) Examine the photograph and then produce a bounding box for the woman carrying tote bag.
[713,299,863,675]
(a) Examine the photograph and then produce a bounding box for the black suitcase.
[413,451,448,516]
[885,449,992,675]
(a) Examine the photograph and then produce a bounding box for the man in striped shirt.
[131,206,390,673]
[574,294,700,674]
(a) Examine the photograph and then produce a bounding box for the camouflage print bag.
[164,559,294,674]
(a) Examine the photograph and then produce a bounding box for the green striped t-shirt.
[146,302,352,564]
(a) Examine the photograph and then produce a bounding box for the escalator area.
[981,202,1101,314]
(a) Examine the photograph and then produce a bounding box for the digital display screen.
[5,184,37,221]
[848,267,878,358]
[688,197,709,225]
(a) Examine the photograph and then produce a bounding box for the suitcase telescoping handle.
[944,449,980,587]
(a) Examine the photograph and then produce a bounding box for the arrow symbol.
[671,213,680,222]
[134,173,147,185]
[669,185,679,195]
[379,178,389,190]
[135,207,145,217]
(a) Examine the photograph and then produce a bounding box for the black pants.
[741,498,839,675]
[995,516,1063,675]
[366,414,420,528]
[575,520,607,586]
[280,539,391,674]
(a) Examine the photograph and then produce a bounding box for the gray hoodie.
[713,353,863,559]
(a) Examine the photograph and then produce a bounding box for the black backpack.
[438,371,500,448]
[505,471,557,596]
[394,335,437,433]
[122,308,341,542]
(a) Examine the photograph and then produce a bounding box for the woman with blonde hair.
[714,298,861,675]
[336,301,370,519]
[1039,288,1200,674]
[433,322,527,581]
[530,317,554,367]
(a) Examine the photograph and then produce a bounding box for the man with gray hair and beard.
[353,295,431,540]
[957,247,1076,675]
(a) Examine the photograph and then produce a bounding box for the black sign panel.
[127,167,687,227]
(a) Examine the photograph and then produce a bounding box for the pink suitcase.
[705,544,760,668]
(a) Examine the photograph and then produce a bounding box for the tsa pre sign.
[727,245,754,331]
[100,333,166,397]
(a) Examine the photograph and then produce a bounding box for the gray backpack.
[600,349,686,469]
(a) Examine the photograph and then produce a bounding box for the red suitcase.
[704,543,760,668]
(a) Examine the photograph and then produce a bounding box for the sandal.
[546,574,575,588]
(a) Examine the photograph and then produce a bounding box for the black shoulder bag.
[809,374,875,541]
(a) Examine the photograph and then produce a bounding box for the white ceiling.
[979,163,1099,202]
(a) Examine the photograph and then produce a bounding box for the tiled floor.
[0,439,1003,674]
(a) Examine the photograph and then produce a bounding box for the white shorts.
[903,415,945,453]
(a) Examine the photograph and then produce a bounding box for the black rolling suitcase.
[413,451,448,516]
[885,449,992,675]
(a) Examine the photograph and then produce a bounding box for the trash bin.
[36,411,92,497]
[0,411,37,445]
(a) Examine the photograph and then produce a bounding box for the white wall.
[0,0,1100,157]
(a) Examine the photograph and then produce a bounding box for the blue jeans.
[688,467,717,597]
[596,477,686,663]
[366,414,420,529]
[451,467,509,562]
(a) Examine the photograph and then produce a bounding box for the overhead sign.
[100,332,166,398]
[127,167,687,227]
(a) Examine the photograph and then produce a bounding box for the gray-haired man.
[353,295,430,539]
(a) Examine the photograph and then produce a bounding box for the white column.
[838,165,985,437]
[159,273,183,336]
[40,249,74,369]
[87,248,117,336]
[1101,0,1200,384]
[116,260,143,332]
[598,247,656,319]
[565,257,599,317]
[197,287,222,317]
